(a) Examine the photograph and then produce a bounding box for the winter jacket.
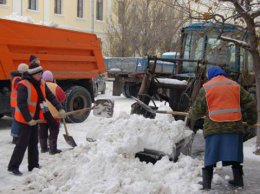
[44,81,66,120]
[10,71,22,108]
[16,74,63,123]
[15,80,46,124]
[189,78,257,137]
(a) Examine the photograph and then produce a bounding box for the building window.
[77,0,84,18]
[28,0,38,10]
[54,0,62,14]
[0,0,6,4]
[96,0,103,21]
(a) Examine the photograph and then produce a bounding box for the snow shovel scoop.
[131,96,194,162]
[131,96,189,117]
[65,99,114,118]
[62,118,77,147]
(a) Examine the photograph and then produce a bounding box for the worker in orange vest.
[10,63,29,144]
[189,66,257,190]
[8,62,66,176]
[39,70,66,154]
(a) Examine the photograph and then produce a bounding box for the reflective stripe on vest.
[14,80,46,124]
[203,75,242,122]
[10,76,20,108]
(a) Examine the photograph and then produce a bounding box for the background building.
[0,0,113,54]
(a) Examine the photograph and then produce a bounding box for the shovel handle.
[62,118,69,136]
[156,110,189,116]
[65,107,94,116]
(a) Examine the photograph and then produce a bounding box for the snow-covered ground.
[0,81,259,194]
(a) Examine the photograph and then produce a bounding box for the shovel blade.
[93,99,114,118]
[63,134,77,147]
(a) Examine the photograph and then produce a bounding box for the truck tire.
[122,84,139,98]
[122,84,131,98]
[169,89,189,112]
[64,86,92,123]
[101,82,106,94]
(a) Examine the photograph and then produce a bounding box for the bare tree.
[105,0,184,57]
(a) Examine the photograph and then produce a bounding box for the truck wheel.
[101,82,106,94]
[64,86,92,123]
[122,84,139,98]
[122,84,131,98]
[169,89,187,112]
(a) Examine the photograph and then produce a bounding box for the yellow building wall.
[94,0,107,33]
[49,0,90,32]
[0,1,13,18]
[22,0,44,22]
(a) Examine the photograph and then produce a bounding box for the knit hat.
[207,66,227,80]
[42,70,54,82]
[28,62,43,75]
[17,63,29,73]
[29,55,39,64]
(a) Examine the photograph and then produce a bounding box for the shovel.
[131,97,260,127]
[62,118,77,147]
[131,96,188,116]
[131,96,190,125]
[65,99,114,118]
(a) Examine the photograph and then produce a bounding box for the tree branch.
[220,35,250,49]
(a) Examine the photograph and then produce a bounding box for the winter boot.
[40,139,49,153]
[202,168,213,190]
[8,168,23,176]
[49,139,62,155]
[229,165,244,187]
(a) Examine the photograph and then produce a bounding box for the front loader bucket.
[135,132,194,164]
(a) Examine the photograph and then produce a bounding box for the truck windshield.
[182,29,242,74]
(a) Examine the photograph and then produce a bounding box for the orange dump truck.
[0,19,105,123]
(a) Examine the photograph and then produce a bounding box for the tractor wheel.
[64,86,92,123]
[122,84,139,98]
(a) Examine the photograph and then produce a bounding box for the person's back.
[39,70,66,154]
[189,66,257,190]
[10,63,29,144]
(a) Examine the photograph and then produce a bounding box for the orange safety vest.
[10,76,21,108]
[14,80,46,124]
[203,75,242,122]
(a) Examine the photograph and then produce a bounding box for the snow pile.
[86,113,192,155]
[20,113,201,194]
[4,12,34,23]
[3,13,59,27]
[23,151,202,194]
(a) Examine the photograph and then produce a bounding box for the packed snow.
[3,13,59,27]
[0,82,259,194]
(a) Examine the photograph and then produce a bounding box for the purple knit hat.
[42,70,54,82]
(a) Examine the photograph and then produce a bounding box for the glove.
[59,109,66,119]
[28,119,37,126]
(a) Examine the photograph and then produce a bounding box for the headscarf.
[207,66,227,80]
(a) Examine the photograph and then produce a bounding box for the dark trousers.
[39,121,60,150]
[8,122,39,171]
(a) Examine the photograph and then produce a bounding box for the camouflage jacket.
[189,85,257,137]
